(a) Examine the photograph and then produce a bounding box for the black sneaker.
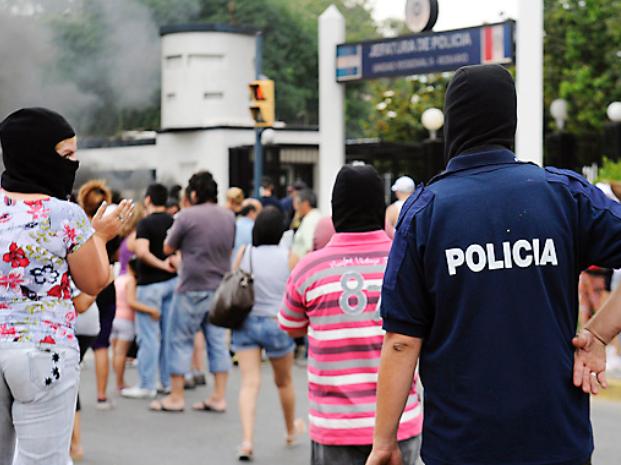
[184,375,196,390]
[194,373,207,386]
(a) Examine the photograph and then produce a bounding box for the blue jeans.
[232,314,295,359]
[135,278,177,390]
[167,291,232,376]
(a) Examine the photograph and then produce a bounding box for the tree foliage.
[544,0,621,134]
[196,0,378,127]
[362,74,448,143]
[37,0,378,134]
[595,157,621,182]
[3,0,620,142]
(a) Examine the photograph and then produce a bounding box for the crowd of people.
[62,170,417,463]
[3,64,621,465]
[0,105,420,465]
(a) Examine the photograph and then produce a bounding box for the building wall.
[161,31,256,129]
[78,128,319,202]
[78,144,157,172]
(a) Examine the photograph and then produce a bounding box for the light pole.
[604,102,621,162]
[422,108,444,140]
[550,99,568,131]
[253,33,264,199]
[421,108,445,182]
[608,102,621,123]
[546,98,577,171]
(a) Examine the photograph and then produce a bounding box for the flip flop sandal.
[237,443,254,462]
[286,418,307,447]
[149,400,185,413]
[192,400,226,413]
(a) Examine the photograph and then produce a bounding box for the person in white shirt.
[288,189,321,270]
[385,176,415,239]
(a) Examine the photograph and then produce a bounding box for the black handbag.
[208,246,254,329]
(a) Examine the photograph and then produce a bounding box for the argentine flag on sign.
[481,24,513,65]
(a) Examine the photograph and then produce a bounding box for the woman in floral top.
[0,108,133,465]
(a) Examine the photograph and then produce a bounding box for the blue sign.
[336,21,515,82]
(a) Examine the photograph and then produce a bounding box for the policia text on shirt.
[445,238,558,276]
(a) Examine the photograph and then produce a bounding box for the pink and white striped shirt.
[279,230,422,446]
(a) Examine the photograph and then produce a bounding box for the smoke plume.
[0,0,200,132]
[0,11,98,121]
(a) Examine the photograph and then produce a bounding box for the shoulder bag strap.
[248,246,253,274]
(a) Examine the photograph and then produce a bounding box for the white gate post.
[318,5,346,213]
[516,0,544,165]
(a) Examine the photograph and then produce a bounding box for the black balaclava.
[443,64,517,161]
[332,164,385,233]
[0,107,78,200]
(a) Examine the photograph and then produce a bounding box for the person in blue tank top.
[367,64,621,465]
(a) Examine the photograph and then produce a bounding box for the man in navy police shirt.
[366,64,621,465]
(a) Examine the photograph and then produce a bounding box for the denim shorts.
[110,318,135,342]
[232,314,295,359]
[167,291,232,375]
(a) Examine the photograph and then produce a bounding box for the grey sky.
[372,0,519,31]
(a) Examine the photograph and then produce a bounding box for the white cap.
[391,176,415,193]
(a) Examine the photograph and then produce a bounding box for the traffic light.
[248,80,275,127]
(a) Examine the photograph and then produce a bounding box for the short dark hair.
[297,188,317,208]
[145,183,168,207]
[253,206,285,247]
[111,190,122,205]
[169,184,183,201]
[187,171,218,204]
[292,180,307,191]
[166,197,180,209]
[239,203,257,217]
[261,177,274,190]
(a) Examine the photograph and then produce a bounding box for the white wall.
[156,130,255,202]
[79,128,320,202]
[161,31,256,129]
[79,144,157,172]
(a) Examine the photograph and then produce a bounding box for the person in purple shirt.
[150,171,235,413]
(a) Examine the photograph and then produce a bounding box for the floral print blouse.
[0,192,93,351]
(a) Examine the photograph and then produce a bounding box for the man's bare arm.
[585,284,621,344]
[366,332,423,465]
[572,283,621,394]
[135,238,174,272]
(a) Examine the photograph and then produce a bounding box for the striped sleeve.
[278,272,309,330]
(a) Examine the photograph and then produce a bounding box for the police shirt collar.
[445,147,518,173]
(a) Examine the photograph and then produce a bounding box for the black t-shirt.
[135,212,177,286]
[260,195,283,211]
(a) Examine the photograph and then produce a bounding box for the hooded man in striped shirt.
[278,164,422,465]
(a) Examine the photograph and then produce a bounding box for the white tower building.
[160,24,257,129]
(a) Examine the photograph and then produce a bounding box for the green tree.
[196,0,378,127]
[362,74,449,143]
[596,157,621,182]
[544,0,621,134]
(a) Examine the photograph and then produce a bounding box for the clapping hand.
[572,329,608,395]
[92,199,134,242]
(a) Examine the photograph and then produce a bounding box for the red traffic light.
[250,84,265,100]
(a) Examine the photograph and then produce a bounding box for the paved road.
[77,356,621,465]
[79,357,310,465]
